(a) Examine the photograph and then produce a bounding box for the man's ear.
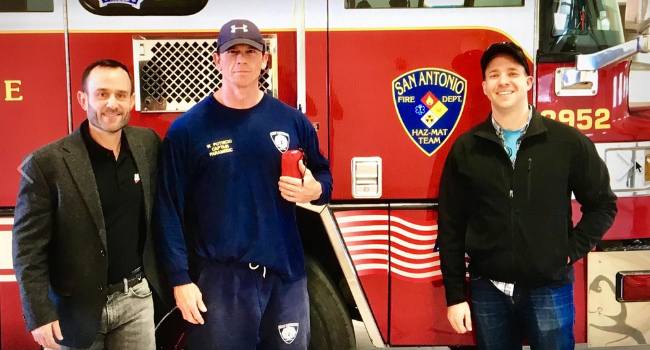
[77,91,88,111]
[482,81,487,96]
[262,52,269,70]
[129,92,136,111]
[213,52,221,71]
[526,75,534,91]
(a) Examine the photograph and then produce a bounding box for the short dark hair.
[81,59,134,93]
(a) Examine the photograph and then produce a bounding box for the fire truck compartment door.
[587,251,650,347]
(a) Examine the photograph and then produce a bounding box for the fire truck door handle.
[351,157,382,198]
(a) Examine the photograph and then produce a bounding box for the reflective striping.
[390,247,437,260]
[0,217,14,225]
[0,275,17,282]
[390,237,435,251]
[0,231,13,269]
[341,225,389,234]
[390,226,437,241]
[355,264,389,271]
[344,235,389,242]
[352,254,389,261]
[391,257,440,269]
[347,244,389,252]
[392,267,442,279]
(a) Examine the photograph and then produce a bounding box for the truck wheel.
[306,255,356,350]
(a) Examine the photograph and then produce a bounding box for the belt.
[107,267,144,295]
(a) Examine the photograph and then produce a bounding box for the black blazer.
[12,125,173,349]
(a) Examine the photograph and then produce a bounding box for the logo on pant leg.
[278,323,299,344]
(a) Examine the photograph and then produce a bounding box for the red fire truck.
[1,0,649,348]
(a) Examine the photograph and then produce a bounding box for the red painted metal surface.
[304,31,329,157]
[0,220,38,350]
[0,34,69,207]
[389,209,473,346]
[328,29,516,200]
[334,210,389,343]
[536,61,650,143]
[573,197,650,241]
[0,283,38,350]
[67,31,298,138]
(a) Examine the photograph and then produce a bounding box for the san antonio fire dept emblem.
[392,68,467,156]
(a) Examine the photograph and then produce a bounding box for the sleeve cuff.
[169,271,192,287]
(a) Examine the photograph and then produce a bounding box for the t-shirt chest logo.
[270,131,290,153]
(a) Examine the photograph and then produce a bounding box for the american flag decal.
[335,211,442,283]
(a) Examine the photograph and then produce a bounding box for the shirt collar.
[491,105,533,137]
[80,120,130,159]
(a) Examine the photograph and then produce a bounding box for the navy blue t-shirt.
[155,94,333,286]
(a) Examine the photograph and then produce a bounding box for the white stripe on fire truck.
[0,275,17,282]
[390,247,437,260]
[392,268,442,279]
[0,231,13,270]
[337,215,437,231]
[391,257,440,269]
[0,217,14,225]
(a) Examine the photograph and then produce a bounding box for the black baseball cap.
[480,42,530,79]
[216,19,265,53]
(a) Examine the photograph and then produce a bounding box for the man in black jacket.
[438,42,617,350]
[12,59,171,350]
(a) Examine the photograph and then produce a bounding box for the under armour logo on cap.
[217,19,265,53]
[231,24,248,33]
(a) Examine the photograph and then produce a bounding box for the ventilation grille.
[133,36,277,113]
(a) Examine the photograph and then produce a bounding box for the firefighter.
[12,59,171,350]
[437,42,617,350]
[154,19,333,350]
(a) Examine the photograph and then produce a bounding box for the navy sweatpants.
[186,261,310,350]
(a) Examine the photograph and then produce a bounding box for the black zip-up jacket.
[438,107,617,306]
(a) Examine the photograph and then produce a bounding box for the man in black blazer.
[12,59,171,350]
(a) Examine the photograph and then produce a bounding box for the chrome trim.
[554,68,598,96]
[352,157,382,199]
[295,0,306,113]
[595,141,650,197]
[616,270,650,302]
[63,0,72,134]
[532,0,540,106]
[319,206,386,348]
[576,34,650,71]
[389,202,437,209]
[328,203,390,210]
[296,202,325,213]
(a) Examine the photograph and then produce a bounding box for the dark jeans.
[187,261,310,350]
[470,276,575,350]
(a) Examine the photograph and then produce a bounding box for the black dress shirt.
[81,120,144,284]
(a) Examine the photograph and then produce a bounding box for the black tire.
[306,255,356,350]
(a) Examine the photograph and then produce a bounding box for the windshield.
[539,0,625,56]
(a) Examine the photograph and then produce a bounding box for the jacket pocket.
[517,213,569,283]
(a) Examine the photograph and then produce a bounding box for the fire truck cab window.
[345,0,524,8]
[0,0,53,12]
[79,0,207,16]
[538,0,624,57]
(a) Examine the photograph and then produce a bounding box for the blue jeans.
[470,276,575,350]
[60,278,155,350]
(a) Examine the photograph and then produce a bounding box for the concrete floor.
[353,321,642,350]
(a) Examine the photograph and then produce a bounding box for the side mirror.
[625,0,650,34]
